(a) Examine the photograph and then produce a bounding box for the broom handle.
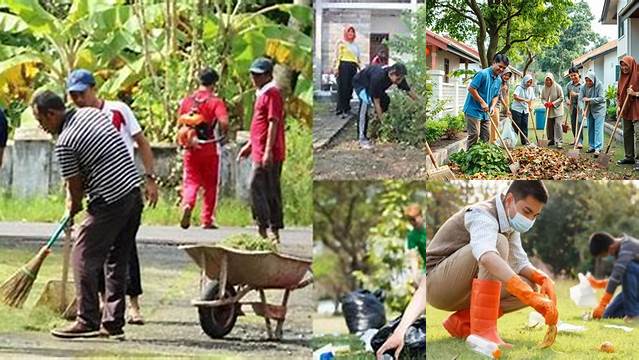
[509,115,532,144]
[488,115,516,163]
[542,97,550,140]
[424,140,440,169]
[604,91,631,154]
[573,103,589,150]
[45,215,71,249]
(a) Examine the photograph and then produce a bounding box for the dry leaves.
[452,147,631,179]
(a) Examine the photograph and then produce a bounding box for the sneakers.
[359,139,373,149]
[557,142,563,149]
[202,223,219,230]
[618,158,636,165]
[577,143,583,149]
[51,321,100,339]
[99,326,125,340]
[594,150,600,158]
[586,149,596,154]
[180,206,192,229]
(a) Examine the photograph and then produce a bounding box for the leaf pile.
[219,233,277,252]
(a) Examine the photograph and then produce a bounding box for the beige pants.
[426,234,534,313]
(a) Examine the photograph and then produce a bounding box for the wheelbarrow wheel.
[198,280,238,339]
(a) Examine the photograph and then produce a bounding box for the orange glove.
[506,275,558,325]
[593,292,613,319]
[587,274,608,289]
[530,269,557,306]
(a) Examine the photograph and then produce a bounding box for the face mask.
[507,200,535,233]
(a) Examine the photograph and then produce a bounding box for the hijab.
[618,56,639,119]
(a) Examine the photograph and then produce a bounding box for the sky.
[586,0,617,41]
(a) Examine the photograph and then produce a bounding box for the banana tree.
[0,0,143,126]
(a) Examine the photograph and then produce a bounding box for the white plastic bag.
[570,272,598,308]
[499,118,518,149]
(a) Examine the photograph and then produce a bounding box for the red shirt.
[250,83,285,163]
[178,89,228,128]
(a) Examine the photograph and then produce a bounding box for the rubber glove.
[593,292,613,319]
[506,275,558,325]
[587,274,608,289]
[530,270,557,306]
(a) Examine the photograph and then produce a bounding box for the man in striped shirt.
[588,232,639,322]
[32,90,142,339]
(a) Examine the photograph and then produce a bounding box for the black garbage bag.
[370,315,426,360]
[341,289,386,333]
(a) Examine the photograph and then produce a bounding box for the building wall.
[629,18,639,60]
[603,52,618,90]
[321,9,372,75]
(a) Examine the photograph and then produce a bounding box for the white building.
[601,0,639,61]
[313,0,423,89]
[571,40,618,93]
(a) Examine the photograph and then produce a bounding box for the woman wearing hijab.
[540,73,564,148]
[511,75,535,145]
[579,70,606,156]
[616,56,639,170]
[333,25,361,119]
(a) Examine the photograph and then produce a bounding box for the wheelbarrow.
[180,245,313,340]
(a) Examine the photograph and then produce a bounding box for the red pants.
[181,144,220,226]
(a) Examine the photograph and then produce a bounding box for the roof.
[600,0,618,24]
[572,40,617,67]
[426,30,480,63]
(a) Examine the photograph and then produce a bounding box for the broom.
[0,214,71,308]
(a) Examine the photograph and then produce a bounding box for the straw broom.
[0,215,70,308]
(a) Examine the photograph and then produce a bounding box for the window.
[619,19,625,38]
[616,64,621,81]
[444,58,450,83]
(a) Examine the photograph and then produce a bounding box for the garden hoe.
[538,97,550,147]
[489,116,519,174]
[568,103,589,159]
[424,140,456,180]
[598,90,631,168]
[35,224,76,319]
[509,115,535,147]
[0,215,70,308]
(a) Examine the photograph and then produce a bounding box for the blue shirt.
[463,67,502,121]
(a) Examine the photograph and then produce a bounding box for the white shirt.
[464,193,532,273]
[99,100,142,159]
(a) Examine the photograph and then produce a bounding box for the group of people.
[465,53,639,170]
[332,25,417,149]
[24,56,286,339]
[420,180,638,350]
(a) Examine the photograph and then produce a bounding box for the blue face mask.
[507,200,535,233]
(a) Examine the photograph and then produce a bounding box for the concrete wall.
[321,9,372,74]
[0,131,253,202]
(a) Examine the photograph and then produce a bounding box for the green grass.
[312,334,373,360]
[427,280,638,359]
[0,191,253,227]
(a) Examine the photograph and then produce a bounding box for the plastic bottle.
[466,334,502,359]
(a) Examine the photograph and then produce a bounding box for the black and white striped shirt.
[55,107,140,205]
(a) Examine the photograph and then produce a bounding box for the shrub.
[442,113,465,139]
[425,118,448,143]
[449,142,510,176]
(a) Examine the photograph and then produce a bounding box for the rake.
[538,97,550,147]
[598,90,631,168]
[568,103,589,159]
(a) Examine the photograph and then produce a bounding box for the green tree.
[537,1,608,77]
[426,0,570,68]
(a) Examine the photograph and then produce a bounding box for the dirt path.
[0,231,312,359]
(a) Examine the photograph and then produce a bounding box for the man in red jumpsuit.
[178,68,229,229]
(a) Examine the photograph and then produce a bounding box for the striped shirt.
[606,234,639,294]
[55,107,140,205]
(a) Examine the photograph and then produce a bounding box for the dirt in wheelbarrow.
[0,234,313,359]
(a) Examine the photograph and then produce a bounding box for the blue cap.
[66,69,96,92]
[249,58,273,74]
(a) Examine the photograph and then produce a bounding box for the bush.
[378,92,429,146]
[282,120,312,226]
[607,104,617,121]
[449,142,510,176]
[425,119,448,143]
[442,113,465,139]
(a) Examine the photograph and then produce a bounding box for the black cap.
[249,57,273,74]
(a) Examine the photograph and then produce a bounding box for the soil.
[0,236,312,359]
[313,120,464,180]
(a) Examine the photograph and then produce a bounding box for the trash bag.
[499,118,519,148]
[370,315,426,360]
[570,272,598,308]
[341,289,386,333]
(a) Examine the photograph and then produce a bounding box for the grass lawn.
[427,280,638,359]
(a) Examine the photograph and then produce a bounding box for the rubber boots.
[470,278,511,347]
[443,308,471,338]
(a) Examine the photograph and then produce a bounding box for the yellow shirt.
[335,41,359,65]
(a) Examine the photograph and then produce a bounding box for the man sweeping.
[463,54,509,148]
[32,91,143,339]
[540,73,564,148]
[425,180,558,347]
[66,69,157,325]
[616,56,639,171]
[352,63,418,149]
[237,58,285,242]
[588,232,639,323]
[579,71,606,157]
[565,67,584,148]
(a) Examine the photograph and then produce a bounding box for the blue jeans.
[587,112,604,151]
[603,261,639,318]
